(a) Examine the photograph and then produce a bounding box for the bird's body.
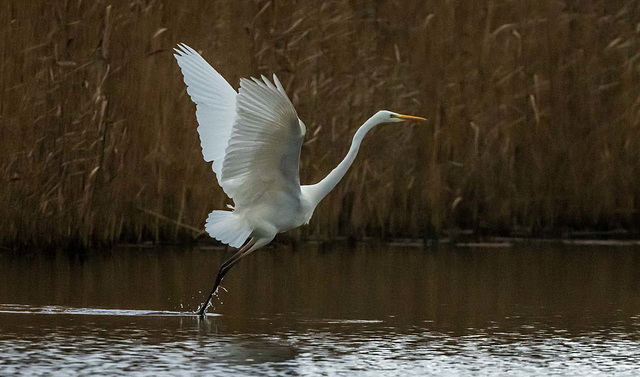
[239,186,312,239]
[174,43,426,316]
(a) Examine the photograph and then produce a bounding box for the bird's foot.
[196,302,209,318]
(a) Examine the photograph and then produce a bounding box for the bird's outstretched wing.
[173,44,237,197]
[220,75,305,206]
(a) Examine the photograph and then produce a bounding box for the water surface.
[1,243,639,375]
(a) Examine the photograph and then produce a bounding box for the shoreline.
[3,227,640,253]
[15,235,640,253]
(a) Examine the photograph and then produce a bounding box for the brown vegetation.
[1,0,639,247]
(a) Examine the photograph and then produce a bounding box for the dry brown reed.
[1,0,639,248]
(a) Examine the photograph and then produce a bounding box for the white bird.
[174,43,426,316]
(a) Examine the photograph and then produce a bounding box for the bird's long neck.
[304,115,381,207]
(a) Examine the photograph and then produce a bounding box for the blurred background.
[1,0,639,248]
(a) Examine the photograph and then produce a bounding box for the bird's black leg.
[197,238,256,317]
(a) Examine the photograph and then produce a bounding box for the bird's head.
[376,110,427,123]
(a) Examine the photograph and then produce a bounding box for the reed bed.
[1,0,639,248]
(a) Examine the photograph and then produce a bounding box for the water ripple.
[0,304,206,317]
[0,307,639,376]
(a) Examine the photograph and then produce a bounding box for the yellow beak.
[392,113,428,121]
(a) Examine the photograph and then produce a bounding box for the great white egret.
[174,43,426,316]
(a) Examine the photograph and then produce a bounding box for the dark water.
[1,243,639,375]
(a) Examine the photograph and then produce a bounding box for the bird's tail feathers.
[205,210,252,248]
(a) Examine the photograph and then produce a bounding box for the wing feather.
[175,44,304,205]
[221,76,304,206]
[173,44,237,196]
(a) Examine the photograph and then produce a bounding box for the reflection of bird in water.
[174,44,426,316]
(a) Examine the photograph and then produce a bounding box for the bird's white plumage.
[205,210,251,247]
[174,44,305,246]
[174,44,304,209]
[173,44,237,196]
[174,43,423,253]
[221,75,305,207]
